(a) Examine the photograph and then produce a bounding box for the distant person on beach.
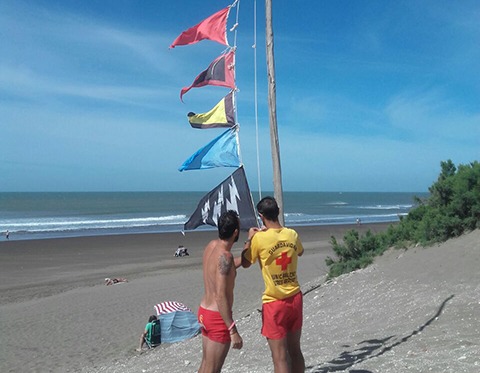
[5,230,9,239]
[174,245,189,257]
[241,196,305,373]
[137,315,160,352]
[104,277,128,286]
[197,210,243,373]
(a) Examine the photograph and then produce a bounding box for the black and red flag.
[180,49,235,101]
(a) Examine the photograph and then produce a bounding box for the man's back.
[246,227,303,303]
[200,239,236,311]
[241,196,305,372]
[197,211,243,373]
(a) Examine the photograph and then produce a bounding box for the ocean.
[0,192,428,241]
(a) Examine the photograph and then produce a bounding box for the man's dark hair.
[148,315,157,323]
[256,196,279,222]
[218,210,240,240]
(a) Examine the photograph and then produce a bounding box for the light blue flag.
[178,127,240,171]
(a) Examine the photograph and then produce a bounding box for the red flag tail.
[170,6,230,48]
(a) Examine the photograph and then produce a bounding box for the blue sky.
[1,0,478,192]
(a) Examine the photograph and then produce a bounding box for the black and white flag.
[184,166,258,231]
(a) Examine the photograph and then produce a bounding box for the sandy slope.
[1,224,353,372]
[1,225,478,373]
[88,230,480,373]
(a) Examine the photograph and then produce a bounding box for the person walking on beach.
[241,196,305,373]
[5,230,9,239]
[198,210,243,372]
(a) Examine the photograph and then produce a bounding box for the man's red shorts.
[198,306,231,344]
[261,291,303,340]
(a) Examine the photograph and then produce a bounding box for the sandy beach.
[1,224,478,372]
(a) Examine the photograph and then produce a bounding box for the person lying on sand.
[104,277,128,286]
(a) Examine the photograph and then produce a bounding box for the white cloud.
[0,1,174,73]
[385,89,480,143]
[0,64,172,107]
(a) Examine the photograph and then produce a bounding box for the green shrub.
[325,160,480,278]
[325,229,388,278]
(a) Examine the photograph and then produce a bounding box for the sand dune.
[1,225,478,372]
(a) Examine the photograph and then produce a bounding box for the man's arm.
[297,236,304,257]
[240,227,261,268]
[215,252,235,326]
[234,255,243,268]
[215,252,243,349]
[240,249,251,268]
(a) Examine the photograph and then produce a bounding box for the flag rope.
[231,0,240,48]
[233,0,259,229]
[230,1,243,166]
[170,0,261,231]
[253,0,262,199]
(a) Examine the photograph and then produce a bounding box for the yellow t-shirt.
[244,227,303,303]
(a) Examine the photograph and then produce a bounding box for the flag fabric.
[188,91,235,129]
[180,50,235,101]
[170,6,230,49]
[178,127,240,171]
[184,166,258,231]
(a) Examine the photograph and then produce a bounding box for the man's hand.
[248,227,261,239]
[241,227,258,269]
[230,330,243,350]
[234,255,243,268]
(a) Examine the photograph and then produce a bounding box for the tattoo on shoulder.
[218,253,233,275]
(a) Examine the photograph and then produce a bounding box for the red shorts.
[198,306,230,344]
[261,291,303,340]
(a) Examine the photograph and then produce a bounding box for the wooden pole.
[265,0,284,225]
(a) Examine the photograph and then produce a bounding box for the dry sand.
[1,224,478,372]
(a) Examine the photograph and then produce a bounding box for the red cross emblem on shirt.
[276,251,292,271]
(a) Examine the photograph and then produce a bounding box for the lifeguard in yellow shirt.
[241,196,305,373]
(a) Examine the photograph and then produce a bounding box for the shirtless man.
[198,210,243,373]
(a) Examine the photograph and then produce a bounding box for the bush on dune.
[326,160,480,278]
[325,230,383,278]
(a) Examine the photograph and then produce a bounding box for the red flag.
[180,50,235,101]
[170,6,230,48]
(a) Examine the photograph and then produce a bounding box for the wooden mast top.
[265,0,284,225]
